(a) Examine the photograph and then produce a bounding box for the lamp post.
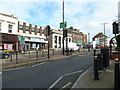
[101,23,108,47]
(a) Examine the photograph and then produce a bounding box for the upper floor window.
[42,29,44,34]
[0,22,2,31]
[19,25,23,30]
[32,27,34,32]
[37,28,40,33]
[8,24,13,33]
[26,26,29,31]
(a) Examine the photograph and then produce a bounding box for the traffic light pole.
[62,0,65,55]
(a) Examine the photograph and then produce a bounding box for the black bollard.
[16,51,18,64]
[36,50,38,60]
[94,55,99,80]
[114,58,119,89]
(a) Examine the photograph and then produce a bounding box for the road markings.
[48,76,64,90]
[64,70,83,76]
[0,71,2,74]
[78,55,84,56]
[60,82,72,90]
[31,62,46,67]
[3,62,46,71]
[48,70,83,89]
[3,67,26,72]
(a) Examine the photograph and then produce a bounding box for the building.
[65,26,87,46]
[49,29,72,50]
[92,33,110,48]
[0,13,18,51]
[18,21,48,50]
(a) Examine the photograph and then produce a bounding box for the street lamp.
[101,23,108,47]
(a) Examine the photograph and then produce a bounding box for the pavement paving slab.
[71,60,115,89]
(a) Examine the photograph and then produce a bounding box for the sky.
[0,0,119,41]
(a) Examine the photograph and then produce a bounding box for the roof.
[92,33,108,41]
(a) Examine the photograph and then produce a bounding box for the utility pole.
[62,0,65,55]
[101,23,108,47]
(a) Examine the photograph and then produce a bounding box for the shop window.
[8,24,13,33]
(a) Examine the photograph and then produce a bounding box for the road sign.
[60,21,67,28]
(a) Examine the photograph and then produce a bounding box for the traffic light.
[47,25,51,35]
[63,30,67,38]
[112,22,118,34]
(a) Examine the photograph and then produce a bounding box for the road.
[2,52,93,89]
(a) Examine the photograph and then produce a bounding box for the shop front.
[0,33,18,52]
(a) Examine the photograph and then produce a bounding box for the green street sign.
[19,36,25,41]
[60,21,67,28]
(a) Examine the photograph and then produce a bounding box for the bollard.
[53,49,54,55]
[16,51,18,64]
[10,52,12,61]
[114,58,119,89]
[29,50,30,59]
[36,50,38,60]
[94,55,99,80]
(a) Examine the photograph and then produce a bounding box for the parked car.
[0,50,10,59]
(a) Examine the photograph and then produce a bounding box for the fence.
[1,48,91,68]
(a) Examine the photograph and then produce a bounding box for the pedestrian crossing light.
[47,25,51,35]
[112,22,118,34]
[63,30,67,38]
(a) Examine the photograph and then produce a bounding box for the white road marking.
[48,70,84,90]
[48,76,64,90]
[3,62,46,71]
[78,55,84,56]
[3,67,26,72]
[64,70,83,76]
[31,62,46,67]
[0,72,2,74]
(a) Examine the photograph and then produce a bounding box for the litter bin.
[97,53,103,70]
[101,48,109,68]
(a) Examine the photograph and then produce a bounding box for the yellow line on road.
[59,82,72,90]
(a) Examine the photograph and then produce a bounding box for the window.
[26,26,29,31]
[54,36,57,48]
[19,25,23,30]
[42,29,44,34]
[37,28,40,33]
[32,27,34,32]
[0,22,1,31]
[8,24,13,33]
[59,36,61,48]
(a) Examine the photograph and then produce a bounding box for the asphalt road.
[2,52,93,89]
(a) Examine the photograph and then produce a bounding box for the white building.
[18,21,48,50]
[0,13,19,51]
[93,33,110,49]
[50,29,72,50]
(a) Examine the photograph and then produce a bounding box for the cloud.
[0,0,119,41]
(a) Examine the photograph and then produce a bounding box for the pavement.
[71,60,115,89]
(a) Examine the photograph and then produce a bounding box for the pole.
[48,36,50,59]
[114,58,119,89]
[101,23,108,47]
[62,0,65,55]
[66,37,68,56]
[93,49,99,80]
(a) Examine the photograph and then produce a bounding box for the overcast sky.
[0,0,119,41]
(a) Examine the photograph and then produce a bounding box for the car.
[0,50,10,59]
